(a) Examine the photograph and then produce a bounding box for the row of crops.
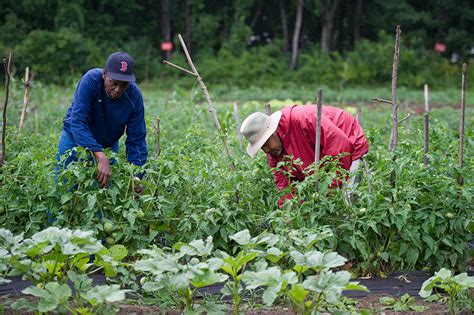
[0,81,472,312]
[0,82,472,273]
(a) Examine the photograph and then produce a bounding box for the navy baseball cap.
[105,52,136,82]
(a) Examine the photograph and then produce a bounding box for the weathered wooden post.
[458,63,467,186]
[265,103,272,115]
[389,25,401,151]
[163,34,235,170]
[155,117,161,157]
[423,84,429,165]
[19,67,31,130]
[1,53,12,166]
[314,89,323,192]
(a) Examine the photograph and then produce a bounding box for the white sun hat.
[240,111,282,156]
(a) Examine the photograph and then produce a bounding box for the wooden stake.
[423,84,429,165]
[372,98,392,105]
[233,102,242,148]
[314,89,323,192]
[19,67,31,130]
[458,63,467,186]
[155,117,161,157]
[1,53,12,166]
[356,108,362,124]
[166,34,235,170]
[389,25,401,151]
[398,113,412,124]
[265,103,271,115]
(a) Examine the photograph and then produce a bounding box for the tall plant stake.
[423,84,429,165]
[155,117,161,157]
[164,34,235,170]
[265,103,272,115]
[19,67,31,130]
[233,102,242,149]
[458,63,467,186]
[389,25,401,151]
[1,53,12,166]
[355,108,362,123]
[314,89,323,192]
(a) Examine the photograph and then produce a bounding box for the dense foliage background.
[0,0,473,88]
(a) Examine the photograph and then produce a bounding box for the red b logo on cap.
[120,61,128,72]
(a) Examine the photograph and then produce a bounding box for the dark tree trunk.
[280,0,289,52]
[321,0,340,53]
[250,4,262,30]
[353,0,362,45]
[161,0,171,60]
[290,0,304,70]
[184,0,192,53]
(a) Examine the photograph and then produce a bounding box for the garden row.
[0,86,472,277]
[1,227,473,314]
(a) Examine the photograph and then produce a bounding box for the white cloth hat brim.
[246,111,282,156]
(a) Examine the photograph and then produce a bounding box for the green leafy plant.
[0,227,129,314]
[419,268,474,314]
[242,249,368,314]
[217,229,281,314]
[134,236,228,313]
[380,293,427,312]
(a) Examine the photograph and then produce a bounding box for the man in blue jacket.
[56,52,147,193]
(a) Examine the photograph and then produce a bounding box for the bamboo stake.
[423,84,429,165]
[314,89,323,192]
[1,53,12,166]
[265,103,272,115]
[166,34,235,170]
[19,67,31,130]
[233,102,242,148]
[155,117,161,157]
[389,25,401,151]
[458,63,467,186]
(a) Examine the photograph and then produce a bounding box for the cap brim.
[107,72,136,83]
[246,111,282,157]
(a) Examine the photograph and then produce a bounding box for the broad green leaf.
[84,284,128,306]
[10,298,37,311]
[67,270,92,291]
[230,229,251,245]
[108,244,128,261]
[303,270,351,303]
[142,279,166,292]
[87,194,97,211]
[191,271,228,288]
[288,283,308,302]
[344,282,369,292]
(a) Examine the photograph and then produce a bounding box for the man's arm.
[125,92,148,168]
[70,74,103,152]
[69,73,111,188]
[267,154,289,191]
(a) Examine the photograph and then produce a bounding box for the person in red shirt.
[240,104,369,207]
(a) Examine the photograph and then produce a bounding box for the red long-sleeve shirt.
[267,105,369,199]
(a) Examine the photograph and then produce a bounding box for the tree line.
[0,0,472,87]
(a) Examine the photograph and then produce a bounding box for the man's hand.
[133,177,144,194]
[93,151,111,188]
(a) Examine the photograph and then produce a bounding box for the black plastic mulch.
[1,270,473,299]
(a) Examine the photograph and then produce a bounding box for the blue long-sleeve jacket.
[63,69,147,166]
